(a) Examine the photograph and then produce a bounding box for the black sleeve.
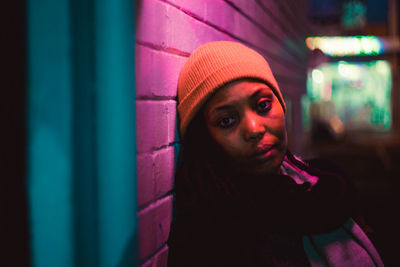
[306,158,378,241]
[167,207,256,267]
[166,213,227,267]
[306,157,359,232]
[298,166,357,234]
[261,158,359,235]
[276,160,357,234]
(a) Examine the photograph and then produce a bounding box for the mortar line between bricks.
[136,99,176,104]
[140,243,169,266]
[136,40,190,57]
[154,142,179,152]
[136,95,176,101]
[157,0,306,71]
[223,0,306,58]
[137,143,180,157]
[138,192,174,214]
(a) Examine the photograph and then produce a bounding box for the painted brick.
[226,0,285,40]
[137,147,175,207]
[154,146,175,199]
[154,245,169,267]
[137,153,155,207]
[136,0,234,55]
[257,0,307,58]
[138,196,173,262]
[155,195,173,247]
[225,0,305,58]
[164,0,232,38]
[135,44,187,99]
[277,0,308,36]
[136,100,176,153]
[138,205,157,261]
[140,245,168,267]
[141,258,153,267]
[167,0,290,60]
[173,0,234,37]
[165,0,207,19]
[257,0,298,37]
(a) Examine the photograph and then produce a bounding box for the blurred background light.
[342,0,367,29]
[311,69,324,83]
[304,60,392,131]
[306,36,383,56]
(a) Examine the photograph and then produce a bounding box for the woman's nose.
[242,112,265,142]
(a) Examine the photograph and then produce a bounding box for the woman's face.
[203,80,287,176]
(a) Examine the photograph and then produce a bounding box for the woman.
[167,41,383,267]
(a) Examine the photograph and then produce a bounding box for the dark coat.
[167,156,360,267]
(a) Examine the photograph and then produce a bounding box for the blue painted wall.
[27,0,74,265]
[27,0,137,265]
[95,0,138,266]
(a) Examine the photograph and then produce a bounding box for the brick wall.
[135,0,310,265]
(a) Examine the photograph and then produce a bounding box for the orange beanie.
[177,41,286,137]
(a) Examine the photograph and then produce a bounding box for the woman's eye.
[218,117,236,128]
[257,99,272,113]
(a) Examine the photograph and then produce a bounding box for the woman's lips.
[249,145,276,161]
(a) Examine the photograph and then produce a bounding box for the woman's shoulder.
[305,157,346,176]
[301,156,356,195]
[303,157,351,181]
